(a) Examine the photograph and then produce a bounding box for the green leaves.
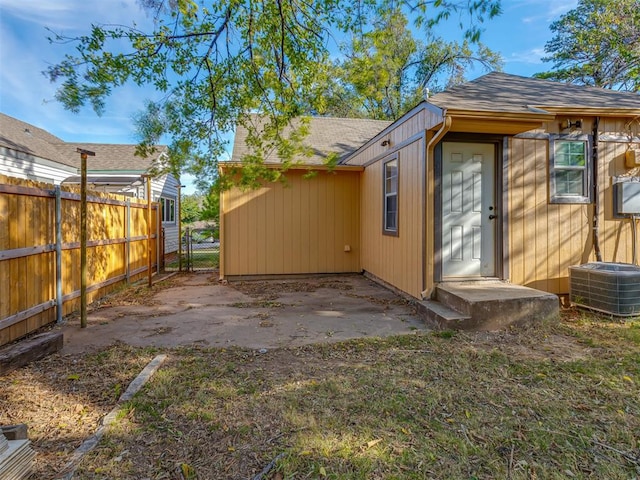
[319,9,502,120]
[45,0,504,189]
[536,0,640,91]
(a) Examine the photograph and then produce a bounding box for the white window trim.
[160,196,176,224]
[549,134,592,204]
[383,155,399,236]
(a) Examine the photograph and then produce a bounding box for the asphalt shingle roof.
[428,72,640,113]
[0,112,166,172]
[0,112,72,166]
[232,115,392,165]
[57,143,164,172]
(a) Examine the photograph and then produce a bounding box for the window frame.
[549,134,593,204]
[383,155,399,236]
[160,196,176,224]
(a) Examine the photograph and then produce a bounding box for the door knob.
[489,214,497,220]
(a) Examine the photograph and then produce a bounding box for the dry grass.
[90,276,183,309]
[2,310,639,479]
[0,345,156,479]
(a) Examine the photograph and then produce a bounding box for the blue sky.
[0,0,577,192]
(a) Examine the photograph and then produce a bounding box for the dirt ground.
[58,273,427,354]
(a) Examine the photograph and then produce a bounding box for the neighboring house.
[0,112,180,253]
[220,72,640,325]
[0,112,77,184]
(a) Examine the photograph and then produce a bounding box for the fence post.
[145,176,152,287]
[185,227,191,272]
[125,198,130,283]
[78,148,95,329]
[179,226,183,272]
[160,227,165,272]
[156,206,160,274]
[55,186,63,324]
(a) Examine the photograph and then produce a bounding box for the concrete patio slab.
[58,273,427,354]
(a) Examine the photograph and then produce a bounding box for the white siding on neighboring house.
[0,147,76,184]
[1,112,182,257]
[152,172,180,254]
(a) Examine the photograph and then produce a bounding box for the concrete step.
[434,281,559,330]
[416,300,471,329]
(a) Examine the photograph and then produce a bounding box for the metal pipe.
[592,117,602,262]
[427,114,452,151]
[421,114,452,299]
[632,215,639,266]
[186,227,191,271]
[178,184,183,272]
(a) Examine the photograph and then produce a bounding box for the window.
[161,197,176,223]
[549,135,592,204]
[383,157,398,235]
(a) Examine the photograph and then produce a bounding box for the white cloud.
[0,0,150,31]
[517,0,578,24]
[0,0,158,143]
[508,48,546,65]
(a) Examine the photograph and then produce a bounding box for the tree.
[180,194,202,224]
[45,0,502,188]
[319,8,501,120]
[535,0,640,91]
[200,187,219,226]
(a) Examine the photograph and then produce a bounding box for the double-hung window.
[161,197,176,223]
[383,157,399,235]
[549,135,592,204]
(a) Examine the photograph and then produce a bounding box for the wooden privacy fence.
[0,175,159,346]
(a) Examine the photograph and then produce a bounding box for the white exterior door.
[442,142,496,278]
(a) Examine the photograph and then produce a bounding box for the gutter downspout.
[421,114,452,299]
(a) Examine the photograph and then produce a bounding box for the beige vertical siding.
[221,169,361,276]
[508,117,640,294]
[599,140,639,262]
[360,138,426,298]
[347,104,443,299]
[345,104,442,167]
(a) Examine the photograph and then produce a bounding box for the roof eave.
[440,109,555,135]
[219,161,364,172]
[532,106,640,117]
[86,169,148,174]
[341,102,445,164]
[443,108,557,122]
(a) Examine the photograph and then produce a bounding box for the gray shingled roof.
[428,72,640,113]
[0,112,72,166]
[0,112,167,172]
[232,115,391,164]
[57,143,166,172]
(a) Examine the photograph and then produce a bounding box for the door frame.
[434,133,506,283]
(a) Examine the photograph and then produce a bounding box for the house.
[220,73,640,328]
[0,112,181,253]
[0,112,77,184]
[220,115,390,276]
